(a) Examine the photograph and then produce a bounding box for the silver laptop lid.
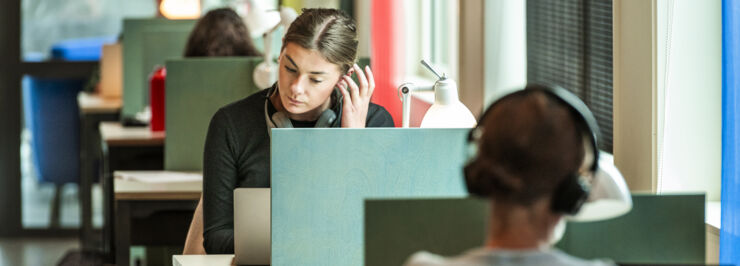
[233,188,270,265]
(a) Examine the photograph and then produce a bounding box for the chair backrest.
[121,18,195,118]
[271,128,470,265]
[164,57,263,171]
[363,194,706,265]
[23,76,86,184]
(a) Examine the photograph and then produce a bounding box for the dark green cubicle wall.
[164,57,263,171]
[365,198,489,266]
[557,194,705,264]
[122,18,196,118]
[365,194,705,266]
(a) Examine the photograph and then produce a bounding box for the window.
[403,0,459,82]
[21,0,156,61]
[526,0,614,153]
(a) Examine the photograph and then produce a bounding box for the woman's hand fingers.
[337,79,352,108]
[343,75,361,107]
[365,65,375,97]
[353,64,369,97]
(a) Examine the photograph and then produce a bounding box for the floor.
[13,130,106,265]
[18,130,150,265]
[0,237,78,266]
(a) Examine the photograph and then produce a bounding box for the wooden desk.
[172,255,233,266]
[77,92,121,252]
[77,92,123,114]
[100,121,165,146]
[100,123,166,264]
[114,171,201,266]
[78,91,122,114]
[114,171,201,200]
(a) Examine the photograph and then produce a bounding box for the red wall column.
[370,0,404,127]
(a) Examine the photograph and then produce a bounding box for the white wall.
[483,0,526,107]
[657,0,721,201]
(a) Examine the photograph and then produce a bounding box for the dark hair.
[184,8,261,57]
[465,88,585,206]
[281,8,358,74]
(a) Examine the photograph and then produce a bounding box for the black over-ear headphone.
[464,84,601,215]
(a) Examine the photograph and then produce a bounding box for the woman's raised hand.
[337,64,375,128]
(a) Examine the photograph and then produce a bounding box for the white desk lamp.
[246,1,298,89]
[398,60,477,128]
[569,152,633,222]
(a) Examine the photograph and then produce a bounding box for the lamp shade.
[245,0,280,38]
[420,78,477,128]
[251,6,297,89]
[568,152,632,222]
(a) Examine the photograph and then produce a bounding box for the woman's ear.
[346,67,355,76]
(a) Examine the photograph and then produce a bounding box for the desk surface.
[114,171,201,200]
[100,121,164,146]
[78,92,122,114]
[172,255,233,266]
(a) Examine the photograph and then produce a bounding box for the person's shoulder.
[209,89,268,130]
[403,249,490,266]
[403,251,448,266]
[368,102,389,114]
[366,102,394,127]
[549,250,615,266]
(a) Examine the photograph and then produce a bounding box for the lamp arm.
[263,32,273,64]
[398,83,435,128]
[398,83,414,128]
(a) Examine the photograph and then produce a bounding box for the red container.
[149,66,166,132]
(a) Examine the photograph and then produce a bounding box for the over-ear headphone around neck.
[263,84,338,133]
[464,84,601,215]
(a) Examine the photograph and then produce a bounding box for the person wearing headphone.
[202,8,393,254]
[405,84,614,266]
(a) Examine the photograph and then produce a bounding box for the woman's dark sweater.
[202,87,394,254]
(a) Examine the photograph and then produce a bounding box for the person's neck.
[485,200,557,251]
[270,87,332,121]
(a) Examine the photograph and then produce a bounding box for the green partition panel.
[557,194,705,264]
[122,18,196,117]
[364,194,705,265]
[365,198,489,266]
[164,57,262,170]
[271,128,470,265]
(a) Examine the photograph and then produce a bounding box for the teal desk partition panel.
[271,128,469,265]
[364,194,705,265]
[164,57,262,170]
[122,18,196,117]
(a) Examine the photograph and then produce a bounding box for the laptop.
[233,188,271,265]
